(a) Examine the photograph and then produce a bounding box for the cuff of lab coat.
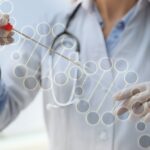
[0,80,8,112]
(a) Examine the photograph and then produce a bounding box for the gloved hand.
[113,82,150,122]
[0,14,14,45]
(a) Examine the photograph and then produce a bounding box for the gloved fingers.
[115,93,149,116]
[114,99,130,116]
[131,101,147,117]
[143,103,150,122]
[114,105,129,116]
[129,100,150,119]
[113,83,146,101]
[143,113,150,123]
[0,29,14,38]
[0,37,14,45]
[128,91,150,105]
[8,31,14,37]
[0,14,9,26]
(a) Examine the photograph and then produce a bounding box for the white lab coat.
[0,0,150,150]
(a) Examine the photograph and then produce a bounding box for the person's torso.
[40,2,150,150]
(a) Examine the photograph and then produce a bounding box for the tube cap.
[0,23,13,31]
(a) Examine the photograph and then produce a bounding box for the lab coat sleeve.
[0,80,8,112]
[0,38,42,131]
[0,2,78,131]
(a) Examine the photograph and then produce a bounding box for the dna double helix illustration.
[1,0,150,148]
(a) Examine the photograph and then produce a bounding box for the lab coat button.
[99,22,104,28]
[99,130,108,141]
[117,22,125,30]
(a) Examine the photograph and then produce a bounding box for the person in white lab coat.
[0,0,150,149]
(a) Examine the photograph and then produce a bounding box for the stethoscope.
[47,2,82,108]
[12,3,82,68]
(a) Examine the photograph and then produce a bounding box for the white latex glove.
[0,14,14,45]
[113,82,150,122]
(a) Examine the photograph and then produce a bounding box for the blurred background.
[0,0,69,149]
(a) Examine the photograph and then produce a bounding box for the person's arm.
[0,14,13,113]
[0,14,41,131]
[0,65,41,131]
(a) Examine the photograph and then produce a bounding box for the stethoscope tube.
[48,3,82,108]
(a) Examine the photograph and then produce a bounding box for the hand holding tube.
[0,14,14,45]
